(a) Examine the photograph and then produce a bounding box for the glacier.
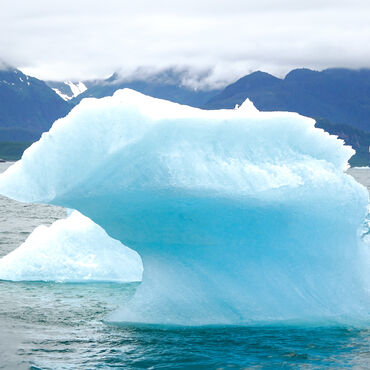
[0,88,369,325]
[0,210,142,283]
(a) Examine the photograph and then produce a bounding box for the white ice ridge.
[0,89,369,325]
[0,211,143,283]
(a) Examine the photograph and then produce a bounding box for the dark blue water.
[97,325,370,369]
[3,278,370,369]
[1,162,370,369]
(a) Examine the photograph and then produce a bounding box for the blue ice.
[0,89,369,325]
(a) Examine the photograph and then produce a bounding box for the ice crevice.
[0,89,369,325]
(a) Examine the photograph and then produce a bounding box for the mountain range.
[0,66,369,165]
[0,68,70,141]
[205,68,370,132]
[71,70,220,108]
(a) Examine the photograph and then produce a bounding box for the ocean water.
[1,162,370,369]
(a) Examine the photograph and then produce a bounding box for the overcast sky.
[1,0,370,88]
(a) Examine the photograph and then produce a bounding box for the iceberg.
[0,89,369,325]
[0,210,143,283]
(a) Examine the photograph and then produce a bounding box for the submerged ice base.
[0,89,369,325]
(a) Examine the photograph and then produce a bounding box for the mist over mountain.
[72,69,221,108]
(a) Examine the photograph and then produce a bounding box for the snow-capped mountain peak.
[48,81,87,101]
